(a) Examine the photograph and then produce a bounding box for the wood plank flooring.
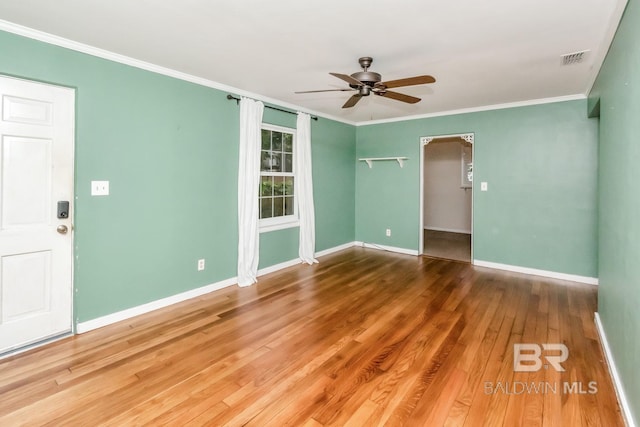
[0,248,624,426]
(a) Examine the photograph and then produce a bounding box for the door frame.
[0,74,76,356]
[419,133,474,262]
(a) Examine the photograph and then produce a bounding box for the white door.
[0,76,74,354]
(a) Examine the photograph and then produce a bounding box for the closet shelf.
[359,157,409,168]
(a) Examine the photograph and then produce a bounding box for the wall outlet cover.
[91,180,109,196]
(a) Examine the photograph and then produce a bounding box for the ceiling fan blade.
[330,72,364,87]
[377,90,421,104]
[377,75,436,89]
[295,88,354,94]
[342,94,362,108]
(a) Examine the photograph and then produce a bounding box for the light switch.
[481,182,488,191]
[91,181,109,196]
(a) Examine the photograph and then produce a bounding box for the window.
[259,124,297,231]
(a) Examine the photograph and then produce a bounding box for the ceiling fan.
[295,57,436,108]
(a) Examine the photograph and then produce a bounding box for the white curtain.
[237,97,264,286]
[295,112,318,265]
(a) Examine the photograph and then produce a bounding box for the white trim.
[76,277,238,333]
[420,133,475,260]
[0,21,598,129]
[257,258,302,277]
[594,313,637,427]
[424,226,471,234]
[259,123,298,232]
[315,241,357,257]
[259,219,300,233]
[75,241,357,333]
[420,132,476,144]
[0,19,354,126]
[421,133,474,145]
[419,140,424,255]
[355,241,419,256]
[473,260,598,285]
[357,94,586,126]
[258,241,359,275]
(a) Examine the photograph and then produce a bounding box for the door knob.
[57,225,68,234]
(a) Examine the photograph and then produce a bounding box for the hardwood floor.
[0,248,624,426]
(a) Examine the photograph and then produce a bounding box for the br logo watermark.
[513,343,568,372]
[483,343,598,395]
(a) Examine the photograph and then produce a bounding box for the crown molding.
[0,19,606,129]
[0,20,355,126]
[356,94,588,126]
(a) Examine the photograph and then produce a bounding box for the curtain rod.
[226,95,318,121]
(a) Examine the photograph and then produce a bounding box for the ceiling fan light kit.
[296,57,436,109]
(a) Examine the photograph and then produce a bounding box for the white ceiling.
[0,0,627,124]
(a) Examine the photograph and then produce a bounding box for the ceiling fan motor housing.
[349,71,382,94]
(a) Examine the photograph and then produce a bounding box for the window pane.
[261,150,272,171]
[261,151,283,172]
[284,177,294,195]
[283,133,293,153]
[272,131,282,151]
[285,196,294,215]
[270,152,282,172]
[284,153,293,173]
[260,176,273,197]
[273,196,284,217]
[261,197,273,219]
[261,129,271,150]
[273,176,284,196]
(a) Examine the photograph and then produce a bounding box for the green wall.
[356,99,599,278]
[0,30,356,323]
[590,0,640,423]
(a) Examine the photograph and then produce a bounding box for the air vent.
[561,50,589,65]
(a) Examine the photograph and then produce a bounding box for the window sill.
[259,219,300,233]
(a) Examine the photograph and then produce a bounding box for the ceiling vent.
[561,50,589,65]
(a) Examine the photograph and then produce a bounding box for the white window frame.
[259,123,299,233]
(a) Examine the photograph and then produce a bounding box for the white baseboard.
[76,277,238,333]
[76,241,357,334]
[257,258,302,277]
[355,241,419,256]
[257,241,358,276]
[424,226,471,234]
[473,260,599,285]
[594,313,637,427]
[315,241,356,258]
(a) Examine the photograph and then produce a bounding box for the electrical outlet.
[481,182,488,191]
[386,228,391,237]
[91,180,109,196]
[197,259,205,271]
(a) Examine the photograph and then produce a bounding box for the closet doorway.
[419,134,473,262]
